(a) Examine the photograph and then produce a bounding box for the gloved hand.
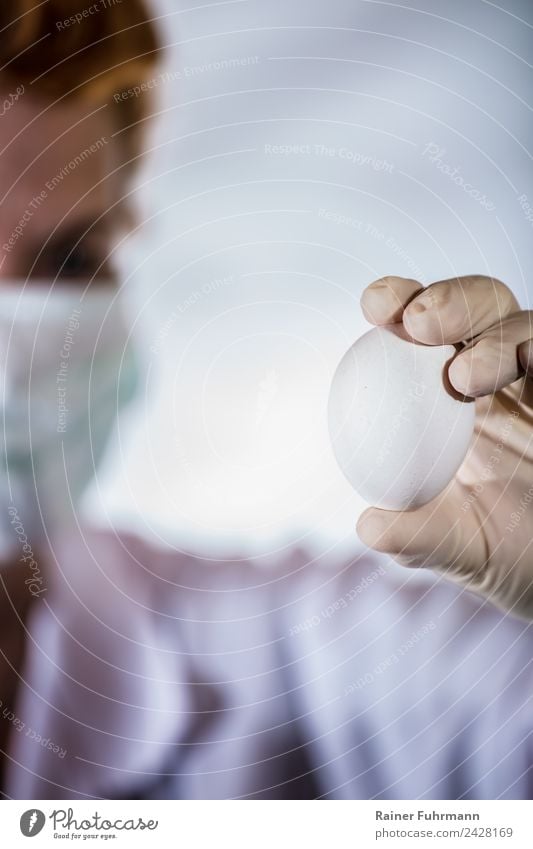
[356,275,533,620]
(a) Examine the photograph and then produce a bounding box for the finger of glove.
[356,494,482,575]
[403,276,519,346]
[449,311,533,396]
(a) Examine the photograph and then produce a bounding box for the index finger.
[402,275,519,345]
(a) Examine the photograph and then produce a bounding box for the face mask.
[0,282,139,555]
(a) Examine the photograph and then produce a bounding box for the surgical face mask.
[0,281,139,554]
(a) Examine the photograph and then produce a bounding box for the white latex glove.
[356,275,533,620]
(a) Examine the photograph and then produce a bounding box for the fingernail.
[361,287,394,322]
[357,511,388,547]
[409,290,436,312]
[408,301,427,314]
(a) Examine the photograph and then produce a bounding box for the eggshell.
[328,324,475,510]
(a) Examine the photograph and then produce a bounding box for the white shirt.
[6,525,533,799]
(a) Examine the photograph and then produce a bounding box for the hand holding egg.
[334,275,533,620]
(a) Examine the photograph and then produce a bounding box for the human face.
[0,91,123,284]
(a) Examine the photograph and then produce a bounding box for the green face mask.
[0,282,139,551]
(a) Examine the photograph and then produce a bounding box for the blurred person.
[0,0,532,801]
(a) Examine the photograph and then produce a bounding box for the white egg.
[328,324,475,510]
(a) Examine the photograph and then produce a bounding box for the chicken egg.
[328,324,475,510]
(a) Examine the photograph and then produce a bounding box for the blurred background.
[83,0,533,559]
